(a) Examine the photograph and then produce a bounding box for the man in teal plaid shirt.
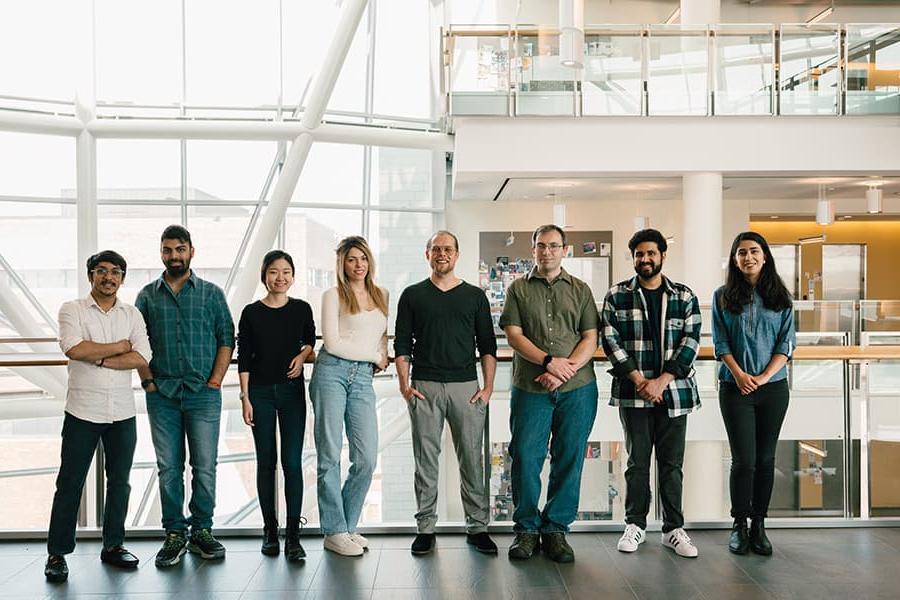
[600,228,701,559]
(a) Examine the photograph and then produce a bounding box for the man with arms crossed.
[395,230,498,556]
[600,228,701,558]
[45,251,151,582]
[136,225,235,567]
[500,224,599,563]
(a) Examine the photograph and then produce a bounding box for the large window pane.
[184,0,280,106]
[292,143,364,205]
[371,147,436,209]
[187,141,279,202]
[95,0,182,104]
[187,205,255,288]
[0,132,75,198]
[98,140,181,196]
[374,0,432,118]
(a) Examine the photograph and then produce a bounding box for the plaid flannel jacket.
[600,275,702,417]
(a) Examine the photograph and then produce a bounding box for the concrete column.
[682,172,723,302]
[680,0,720,25]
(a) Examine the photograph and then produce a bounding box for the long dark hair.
[721,231,793,314]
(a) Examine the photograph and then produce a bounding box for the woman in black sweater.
[238,250,315,561]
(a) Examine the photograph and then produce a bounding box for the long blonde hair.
[335,236,388,316]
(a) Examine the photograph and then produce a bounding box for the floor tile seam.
[0,554,39,585]
[238,553,266,596]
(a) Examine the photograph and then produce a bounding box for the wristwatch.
[542,354,553,368]
[140,378,155,390]
[239,391,247,400]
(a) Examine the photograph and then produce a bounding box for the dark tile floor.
[1,528,899,599]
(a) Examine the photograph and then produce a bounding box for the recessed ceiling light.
[842,215,853,219]
[770,215,779,219]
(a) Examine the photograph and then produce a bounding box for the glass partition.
[845,25,900,115]
[581,27,643,116]
[713,25,775,115]
[514,28,577,116]
[860,301,900,333]
[864,360,900,518]
[447,25,512,116]
[646,26,709,116]
[779,24,841,115]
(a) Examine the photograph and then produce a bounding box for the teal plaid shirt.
[600,275,702,417]
[135,272,235,398]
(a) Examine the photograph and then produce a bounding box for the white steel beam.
[229,0,371,315]
[0,111,82,136]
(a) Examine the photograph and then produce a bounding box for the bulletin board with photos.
[478,230,613,332]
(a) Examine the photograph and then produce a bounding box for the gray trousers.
[408,379,489,534]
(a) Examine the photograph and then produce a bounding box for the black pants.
[619,405,687,532]
[249,381,306,524]
[719,378,789,520]
[47,413,136,555]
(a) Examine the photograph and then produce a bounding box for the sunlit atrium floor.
[1,528,898,599]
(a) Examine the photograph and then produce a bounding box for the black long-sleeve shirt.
[237,298,316,385]
[393,279,497,383]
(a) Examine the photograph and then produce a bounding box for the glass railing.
[445,23,900,118]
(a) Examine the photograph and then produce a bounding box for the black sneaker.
[541,532,575,563]
[729,518,749,555]
[285,516,307,562]
[100,545,140,568]
[508,532,540,560]
[44,555,68,583]
[188,528,226,560]
[411,533,436,555]
[155,530,188,567]
[261,522,280,556]
[466,532,498,555]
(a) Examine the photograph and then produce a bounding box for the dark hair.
[531,224,567,246]
[87,250,127,276]
[628,229,668,255]
[260,250,295,284]
[721,231,793,314]
[161,224,192,246]
[426,230,459,251]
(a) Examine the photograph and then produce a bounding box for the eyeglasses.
[535,243,565,252]
[430,245,457,255]
[92,267,124,278]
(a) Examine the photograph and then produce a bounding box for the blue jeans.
[146,386,221,532]
[309,349,378,535]
[509,382,598,533]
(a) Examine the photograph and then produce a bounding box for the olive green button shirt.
[499,267,598,394]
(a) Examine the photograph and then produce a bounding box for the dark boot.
[285,517,307,561]
[728,518,749,555]
[750,517,772,556]
[261,519,280,556]
[508,532,540,560]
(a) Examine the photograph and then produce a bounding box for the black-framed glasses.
[92,267,125,278]
[535,243,565,252]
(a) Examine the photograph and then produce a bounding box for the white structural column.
[230,0,370,315]
[680,0,720,25]
[681,171,725,521]
[75,1,97,297]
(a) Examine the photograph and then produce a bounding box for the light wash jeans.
[309,349,378,535]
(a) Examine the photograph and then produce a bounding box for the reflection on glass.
[714,27,775,115]
[779,25,840,115]
[449,27,512,116]
[582,30,643,116]
[371,148,437,209]
[647,27,708,116]
[845,25,900,115]
[515,30,576,116]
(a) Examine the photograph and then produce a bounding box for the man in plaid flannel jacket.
[600,229,701,559]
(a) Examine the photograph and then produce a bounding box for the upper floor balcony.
[443,23,900,118]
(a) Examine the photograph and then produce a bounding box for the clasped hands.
[631,372,673,404]
[733,370,771,395]
[533,356,580,392]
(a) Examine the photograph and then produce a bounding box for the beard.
[635,261,662,280]
[165,259,190,278]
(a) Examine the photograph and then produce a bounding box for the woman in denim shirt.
[712,231,795,558]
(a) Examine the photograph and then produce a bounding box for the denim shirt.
[711,286,795,384]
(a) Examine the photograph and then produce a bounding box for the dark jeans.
[509,382,598,533]
[249,381,306,524]
[619,405,687,532]
[47,413,136,555]
[719,378,790,520]
[146,386,221,532]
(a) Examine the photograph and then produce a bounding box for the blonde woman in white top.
[310,236,388,556]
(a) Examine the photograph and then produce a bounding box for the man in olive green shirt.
[499,224,599,564]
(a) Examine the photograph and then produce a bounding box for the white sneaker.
[617,523,646,553]
[323,533,364,556]
[662,528,699,558]
[348,532,369,550]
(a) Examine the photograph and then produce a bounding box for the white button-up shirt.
[58,295,152,423]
